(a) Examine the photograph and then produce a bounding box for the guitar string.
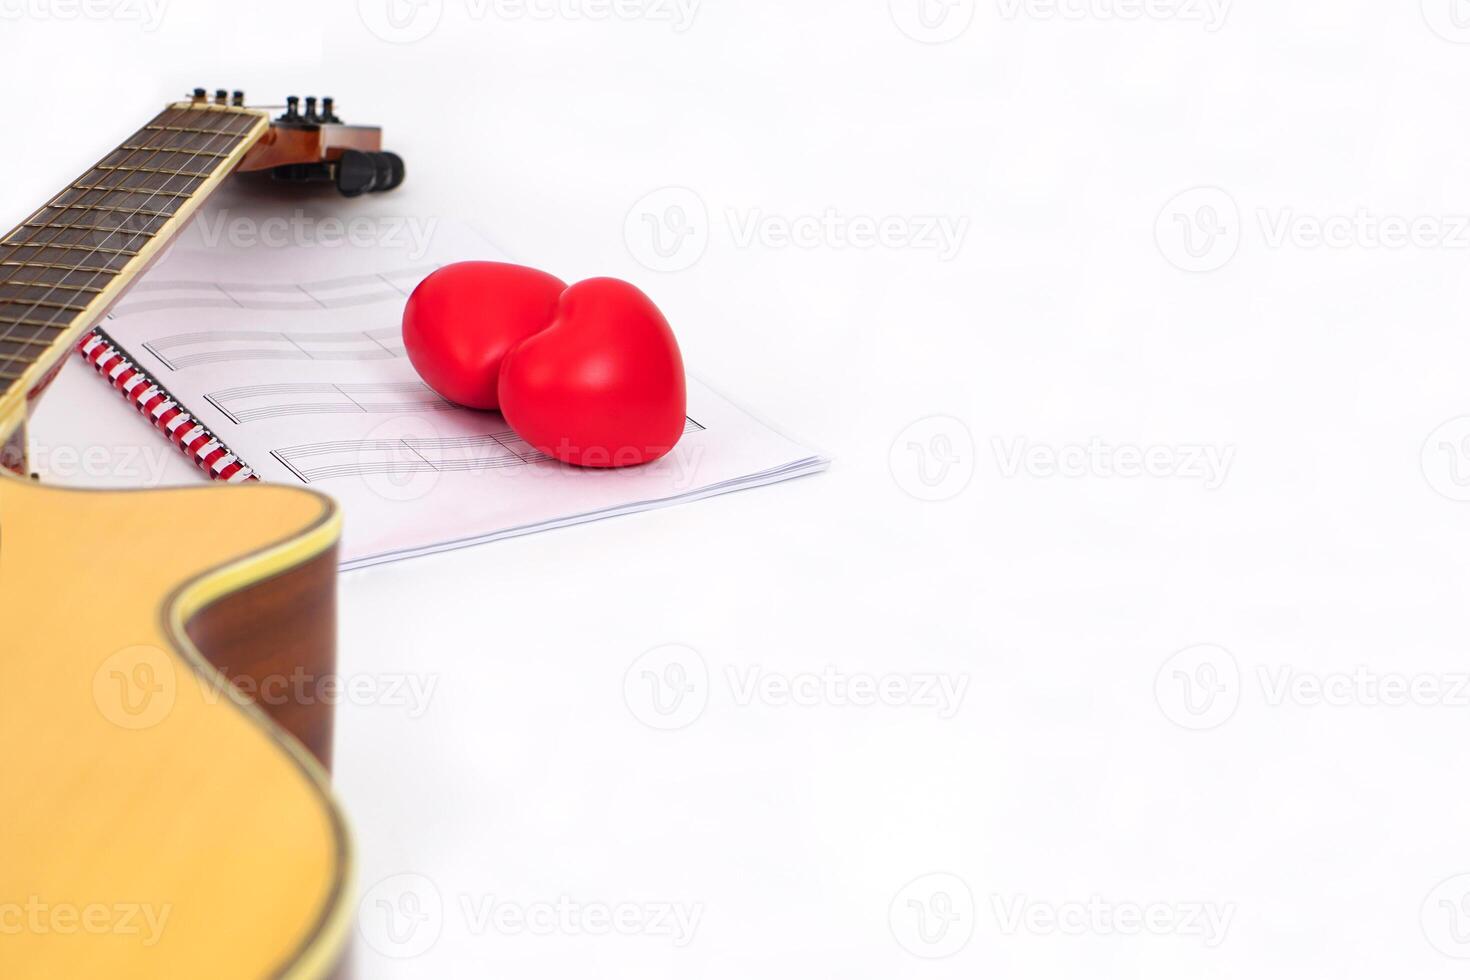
[0,112,242,356]
[0,107,243,337]
[0,107,247,368]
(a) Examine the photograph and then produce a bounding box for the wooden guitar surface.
[0,471,352,978]
[0,92,405,977]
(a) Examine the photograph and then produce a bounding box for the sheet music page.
[99,214,825,569]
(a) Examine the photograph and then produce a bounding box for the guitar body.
[0,90,407,976]
[0,465,352,977]
[0,467,352,978]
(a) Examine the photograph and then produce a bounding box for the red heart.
[402,261,567,410]
[499,278,687,468]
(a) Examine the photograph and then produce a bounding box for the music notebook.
[74,212,827,570]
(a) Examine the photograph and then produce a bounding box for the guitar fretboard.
[0,103,266,393]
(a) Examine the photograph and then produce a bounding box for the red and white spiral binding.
[76,328,257,483]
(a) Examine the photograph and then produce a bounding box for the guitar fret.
[5,226,152,254]
[29,211,171,236]
[118,143,231,159]
[0,278,103,294]
[97,163,217,179]
[0,317,64,335]
[0,323,61,343]
[143,122,249,137]
[2,258,129,275]
[48,203,174,219]
[70,181,193,200]
[0,295,87,312]
[22,220,162,238]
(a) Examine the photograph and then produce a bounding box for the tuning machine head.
[190,87,245,107]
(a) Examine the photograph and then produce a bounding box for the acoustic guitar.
[0,89,405,979]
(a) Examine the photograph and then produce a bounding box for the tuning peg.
[191,87,207,102]
[303,96,319,123]
[321,97,341,124]
[232,90,245,107]
[214,88,228,106]
[277,96,301,123]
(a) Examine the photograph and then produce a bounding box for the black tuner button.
[334,150,406,197]
[232,90,245,107]
[192,87,207,101]
[277,96,302,124]
[214,88,228,106]
[321,97,341,124]
[303,96,319,124]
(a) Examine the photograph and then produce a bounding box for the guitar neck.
[0,101,269,438]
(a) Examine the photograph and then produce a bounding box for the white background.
[9,0,1470,976]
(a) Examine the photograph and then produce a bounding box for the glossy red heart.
[402,261,567,410]
[499,278,687,468]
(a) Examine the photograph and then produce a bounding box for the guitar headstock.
[188,88,405,198]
